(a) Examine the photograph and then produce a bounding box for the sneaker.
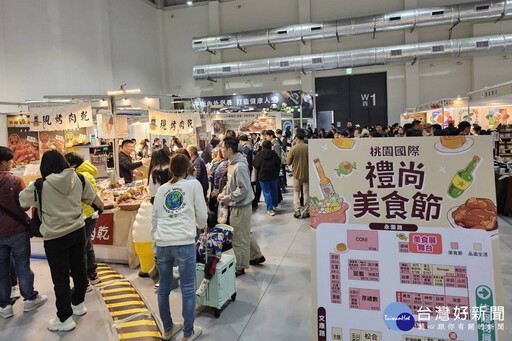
[302,212,310,219]
[267,210,275,216]
[89,276,101,285]
[153,283,159,291]
[0,305,13,319]
[24,294,48,312]
[180,327,202,341]
[72,302,87,316]
[173,266,180,280]
[10,286,20,299]
[86,284,93,293]
[293,211,301,219]
[235,268,245,277]
[273,206,278,211]
[162,322,183,340]
[138,270,149,278]
[250,256,266,265]
[196,279,210,297]
[48,316,76,332]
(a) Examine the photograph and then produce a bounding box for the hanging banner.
[29,103,93,131]
[70,102,94,129]
[148,111,199,135]
[310,136,504,341]
[96,114,129,139]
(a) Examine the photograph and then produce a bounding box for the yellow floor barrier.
[94,263,162,341]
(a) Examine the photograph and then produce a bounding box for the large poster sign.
[39,131,66,155]
[310,137,504,341]
[7,127,40,165]
[29,103,93,131]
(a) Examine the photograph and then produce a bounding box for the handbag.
[217,203,229,224]
[28,178,45,238]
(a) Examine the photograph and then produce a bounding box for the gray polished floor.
[1,187,511,340]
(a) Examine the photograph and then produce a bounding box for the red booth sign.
[92,213,114,245]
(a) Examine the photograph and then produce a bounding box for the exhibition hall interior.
[1,0,512,340]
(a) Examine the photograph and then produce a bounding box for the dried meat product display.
[39,132,65,155]
[97,180,148,211]
[8,133,40,165]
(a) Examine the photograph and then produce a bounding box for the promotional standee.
[310,136,505,341]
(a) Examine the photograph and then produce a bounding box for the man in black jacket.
[119,140,150,183]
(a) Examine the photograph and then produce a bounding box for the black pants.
[252,181,261,208]
[281,165,287,186]
[84,218,98,280]
[10,255,17,286]
[44,227,88,322]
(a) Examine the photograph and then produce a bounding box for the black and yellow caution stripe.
[93,263,162,341]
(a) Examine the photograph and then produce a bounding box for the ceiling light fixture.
[107,84,142,96]
[187,1,193,5]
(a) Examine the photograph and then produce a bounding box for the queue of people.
[308,120,492,139]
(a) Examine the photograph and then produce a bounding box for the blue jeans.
[0,231,38,308]
[260,179,279,211]
[157,244,196,337]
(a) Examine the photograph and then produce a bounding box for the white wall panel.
[0,0,162,102]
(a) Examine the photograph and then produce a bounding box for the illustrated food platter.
[447,197,499,237]
[435,136,473,154]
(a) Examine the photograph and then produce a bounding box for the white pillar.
[0,115,7,146]
[156,8,170,94]
[209,1,224,96]
[404,0,420,111]
[94,0,115,93]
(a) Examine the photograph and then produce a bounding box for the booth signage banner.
[309,136,504,341]
[92,213,114,246]
[29,103,93,131]
[423,106,512,130]
[193,90,313,118]
[148,110,199,136]
[7,115,30,128]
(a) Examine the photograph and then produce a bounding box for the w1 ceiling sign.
[192,90,313,118]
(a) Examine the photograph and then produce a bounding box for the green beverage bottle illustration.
[448,156,480,199]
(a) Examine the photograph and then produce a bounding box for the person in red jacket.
[0,147,47,319]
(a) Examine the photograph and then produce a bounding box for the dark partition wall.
[315,72,388,128]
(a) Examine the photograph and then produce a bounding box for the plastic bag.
[217,203,229,224]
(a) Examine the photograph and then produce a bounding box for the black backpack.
[29,173,85,238]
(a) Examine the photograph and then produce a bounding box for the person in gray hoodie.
[219,137,265,277]
[19,150,96,332]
